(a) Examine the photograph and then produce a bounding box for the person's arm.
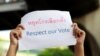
[6,44,18,56]
[6,25,24,56]
[73,23,85,56]
[75,44,84,56]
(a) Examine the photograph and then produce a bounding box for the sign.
[19,10,76,50]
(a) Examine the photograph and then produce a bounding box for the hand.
[10,24,24,46]
[72,23,86,45]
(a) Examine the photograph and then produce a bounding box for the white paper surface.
[19,10,76,50]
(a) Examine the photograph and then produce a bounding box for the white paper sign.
[19,10,76,50]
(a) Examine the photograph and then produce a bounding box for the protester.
[6,23,85,56]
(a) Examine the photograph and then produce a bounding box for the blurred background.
[0,0,100,56]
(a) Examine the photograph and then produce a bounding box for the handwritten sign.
[19,10,76,50]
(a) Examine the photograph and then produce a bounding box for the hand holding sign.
[19,10,76,50]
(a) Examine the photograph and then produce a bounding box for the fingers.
[10,29,21,40]
[16,24,25,30]
[72,23,84,38]
[16,24,24,38]
[10,24,24,40]
[72,23,78,36]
